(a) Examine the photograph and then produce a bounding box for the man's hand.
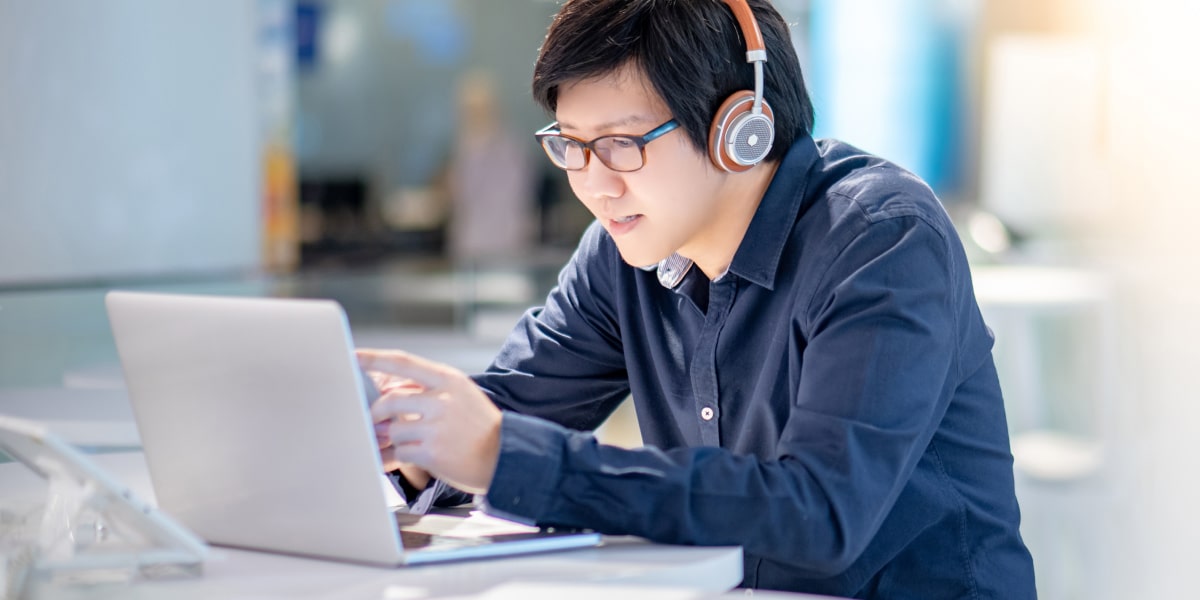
[363,372,432,488]
[357,348,502,495]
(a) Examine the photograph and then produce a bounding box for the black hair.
[532,0,814,163]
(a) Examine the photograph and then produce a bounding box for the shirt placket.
[689,277,736,446]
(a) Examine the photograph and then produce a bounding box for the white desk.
[1,453,743,599]
[18,538,742,600]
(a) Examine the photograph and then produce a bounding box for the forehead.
[555,64,670,133]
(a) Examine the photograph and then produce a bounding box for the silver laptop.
[104,290,600,566]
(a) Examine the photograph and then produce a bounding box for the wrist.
[393,463,432,496]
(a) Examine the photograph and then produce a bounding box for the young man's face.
[555,65,730,268]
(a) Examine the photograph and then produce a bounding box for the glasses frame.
[535,119,680,172]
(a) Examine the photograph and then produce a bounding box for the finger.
[356,348,451,390]
[375,421,392,446]
[371,390,446,423]
[388,420,432,446]
[365,370,392,390]
[380,448,403,473]
[378,379,425,394]
[390,444,431,469]
[359,366,418,394]
[370,391,422,422]
[370,386,425,424]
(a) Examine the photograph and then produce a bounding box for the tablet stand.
[0,416,207,595]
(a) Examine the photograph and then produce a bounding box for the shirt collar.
[725,135,820,290]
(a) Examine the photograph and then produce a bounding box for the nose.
[570,158,626,204]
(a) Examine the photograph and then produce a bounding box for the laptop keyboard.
[399,530,492,551]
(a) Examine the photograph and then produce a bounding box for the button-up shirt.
[468,135,1036,598]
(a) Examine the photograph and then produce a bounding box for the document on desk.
[401,510,542,538]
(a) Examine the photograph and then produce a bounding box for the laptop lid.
[105,291,600,567]
[106,291,406,565]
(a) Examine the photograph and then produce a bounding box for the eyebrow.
[557,114,658,133]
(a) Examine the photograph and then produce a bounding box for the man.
[359,0,1036,597]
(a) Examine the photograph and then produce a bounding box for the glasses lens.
[541,136,587,170]
[594,136,643,172]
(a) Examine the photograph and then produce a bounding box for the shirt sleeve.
[388,471,474,513]
[471,222,633,431]
[406,224,631,513]
[484,216,962,578]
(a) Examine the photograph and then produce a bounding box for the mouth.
[605,214,643,235]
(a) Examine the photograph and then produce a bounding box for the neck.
[684,161,780,279]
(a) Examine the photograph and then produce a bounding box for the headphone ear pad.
[709,91,757,173]
[709,91,775,173]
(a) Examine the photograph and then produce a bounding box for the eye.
[609,137,637,149]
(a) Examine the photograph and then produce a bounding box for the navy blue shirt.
[470,136,1036,598]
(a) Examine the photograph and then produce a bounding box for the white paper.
[399,511,541,538]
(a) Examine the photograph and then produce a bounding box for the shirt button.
[700,406,715,421]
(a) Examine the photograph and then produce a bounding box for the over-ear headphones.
[708,0,775,173]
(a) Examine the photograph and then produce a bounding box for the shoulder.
[808,139,954,243]
[779,140,968,313]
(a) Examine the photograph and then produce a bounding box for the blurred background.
[1,1,1197,598]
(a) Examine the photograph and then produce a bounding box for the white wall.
[293,0,556,187]
[0,0,261,285]
[1103,1,1200,595]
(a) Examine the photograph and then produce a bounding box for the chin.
[614,244,670,270]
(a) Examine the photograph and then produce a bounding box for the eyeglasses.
[535,119,680,172]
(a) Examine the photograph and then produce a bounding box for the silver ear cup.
[725,111,775,167]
